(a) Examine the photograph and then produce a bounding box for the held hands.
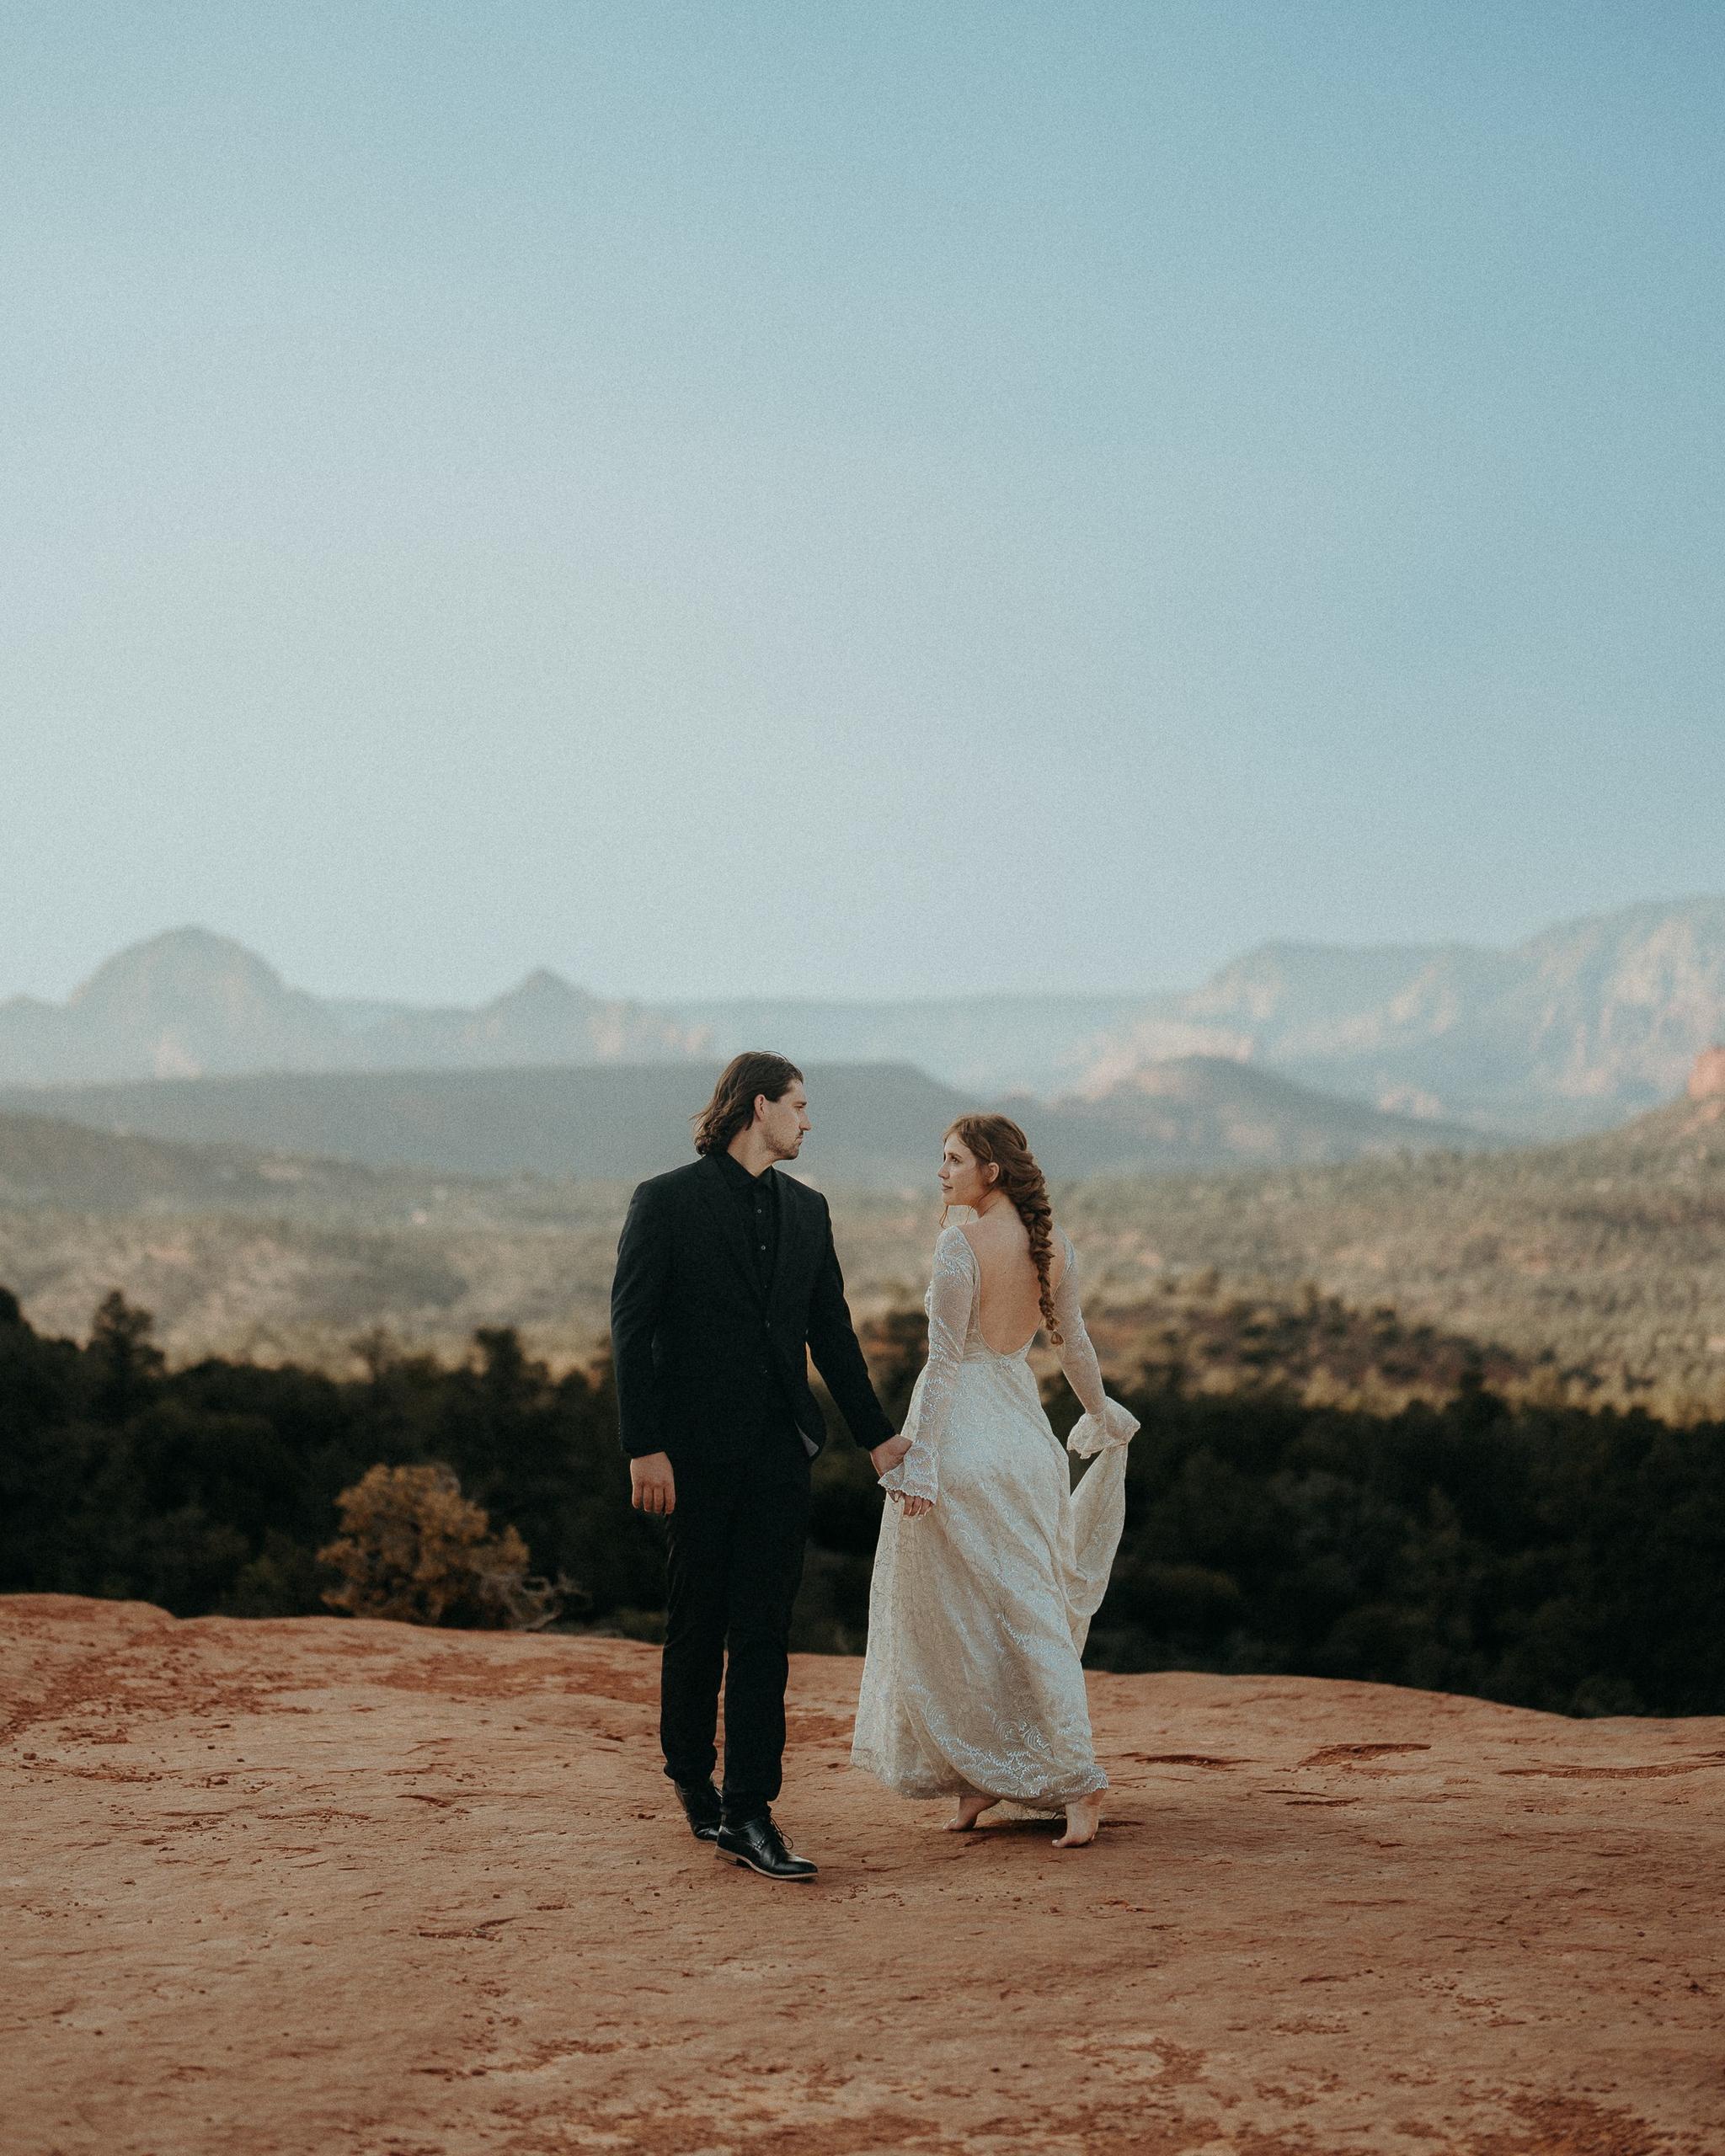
[629,1451,676,1517]
[870,1434,911,1478]
[870,1433,934,1520]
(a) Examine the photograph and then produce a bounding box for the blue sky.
[3,3,1721,1004]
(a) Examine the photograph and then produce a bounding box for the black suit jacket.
[610,1153,895,1464]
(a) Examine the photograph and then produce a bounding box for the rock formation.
[1688,1044,1725,1102]
[3,1595,1721,2154]
[1076,896,1725,1138]
[0,928,703,1088]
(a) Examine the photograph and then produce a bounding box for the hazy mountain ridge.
[0,1054,1488,1194]
[0,928,702,1086]
[0,932,1142,1099]
[1083,896,1725,1134]
[6,898,1724,1134]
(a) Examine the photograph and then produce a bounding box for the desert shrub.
[318,1461,561,1629]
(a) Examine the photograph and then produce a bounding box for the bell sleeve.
[1051,1230,1140,1460]
[877,1225,977,1508]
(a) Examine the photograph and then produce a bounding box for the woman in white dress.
[851,1114,1138,1848]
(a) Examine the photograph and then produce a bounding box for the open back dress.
[850,1223,1138,1810]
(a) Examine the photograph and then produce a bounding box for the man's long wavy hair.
[692,1050,804,1157]
[943,1113,1062,1345]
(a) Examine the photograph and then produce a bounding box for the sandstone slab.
[2,1597,1721,2154]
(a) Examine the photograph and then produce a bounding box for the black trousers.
[660,1424,812,1815]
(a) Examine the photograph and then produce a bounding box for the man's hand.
[869,1434,911,1479]
[630,1451,676,1517]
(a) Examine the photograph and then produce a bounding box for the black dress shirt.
[711,1145,781,1290]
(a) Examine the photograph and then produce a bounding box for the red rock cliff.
[1688,1044,1725,1102]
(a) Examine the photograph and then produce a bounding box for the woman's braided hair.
[943,1113,1062,1346]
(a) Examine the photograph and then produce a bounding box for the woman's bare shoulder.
[962,1208,1024,1252]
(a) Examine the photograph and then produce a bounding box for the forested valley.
[5,1286,1720,1719]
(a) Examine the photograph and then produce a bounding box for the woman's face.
[939,1133,996,1210]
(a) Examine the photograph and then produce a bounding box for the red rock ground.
[3,1595,1721,2155]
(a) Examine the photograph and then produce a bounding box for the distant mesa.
[0,1053,1502,1194]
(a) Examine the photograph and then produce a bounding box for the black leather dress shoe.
[673,1779,724,1842]
[714,1810,819,1881]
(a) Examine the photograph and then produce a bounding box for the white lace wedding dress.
[851,1224,1138,1811]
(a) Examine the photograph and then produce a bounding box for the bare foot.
[944,1793,997,1832]
[1053,1795,1102,1848]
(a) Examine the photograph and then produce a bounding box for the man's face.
[757,1081,811,1161]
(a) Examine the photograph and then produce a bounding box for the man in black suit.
[611,1050,909,1880]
